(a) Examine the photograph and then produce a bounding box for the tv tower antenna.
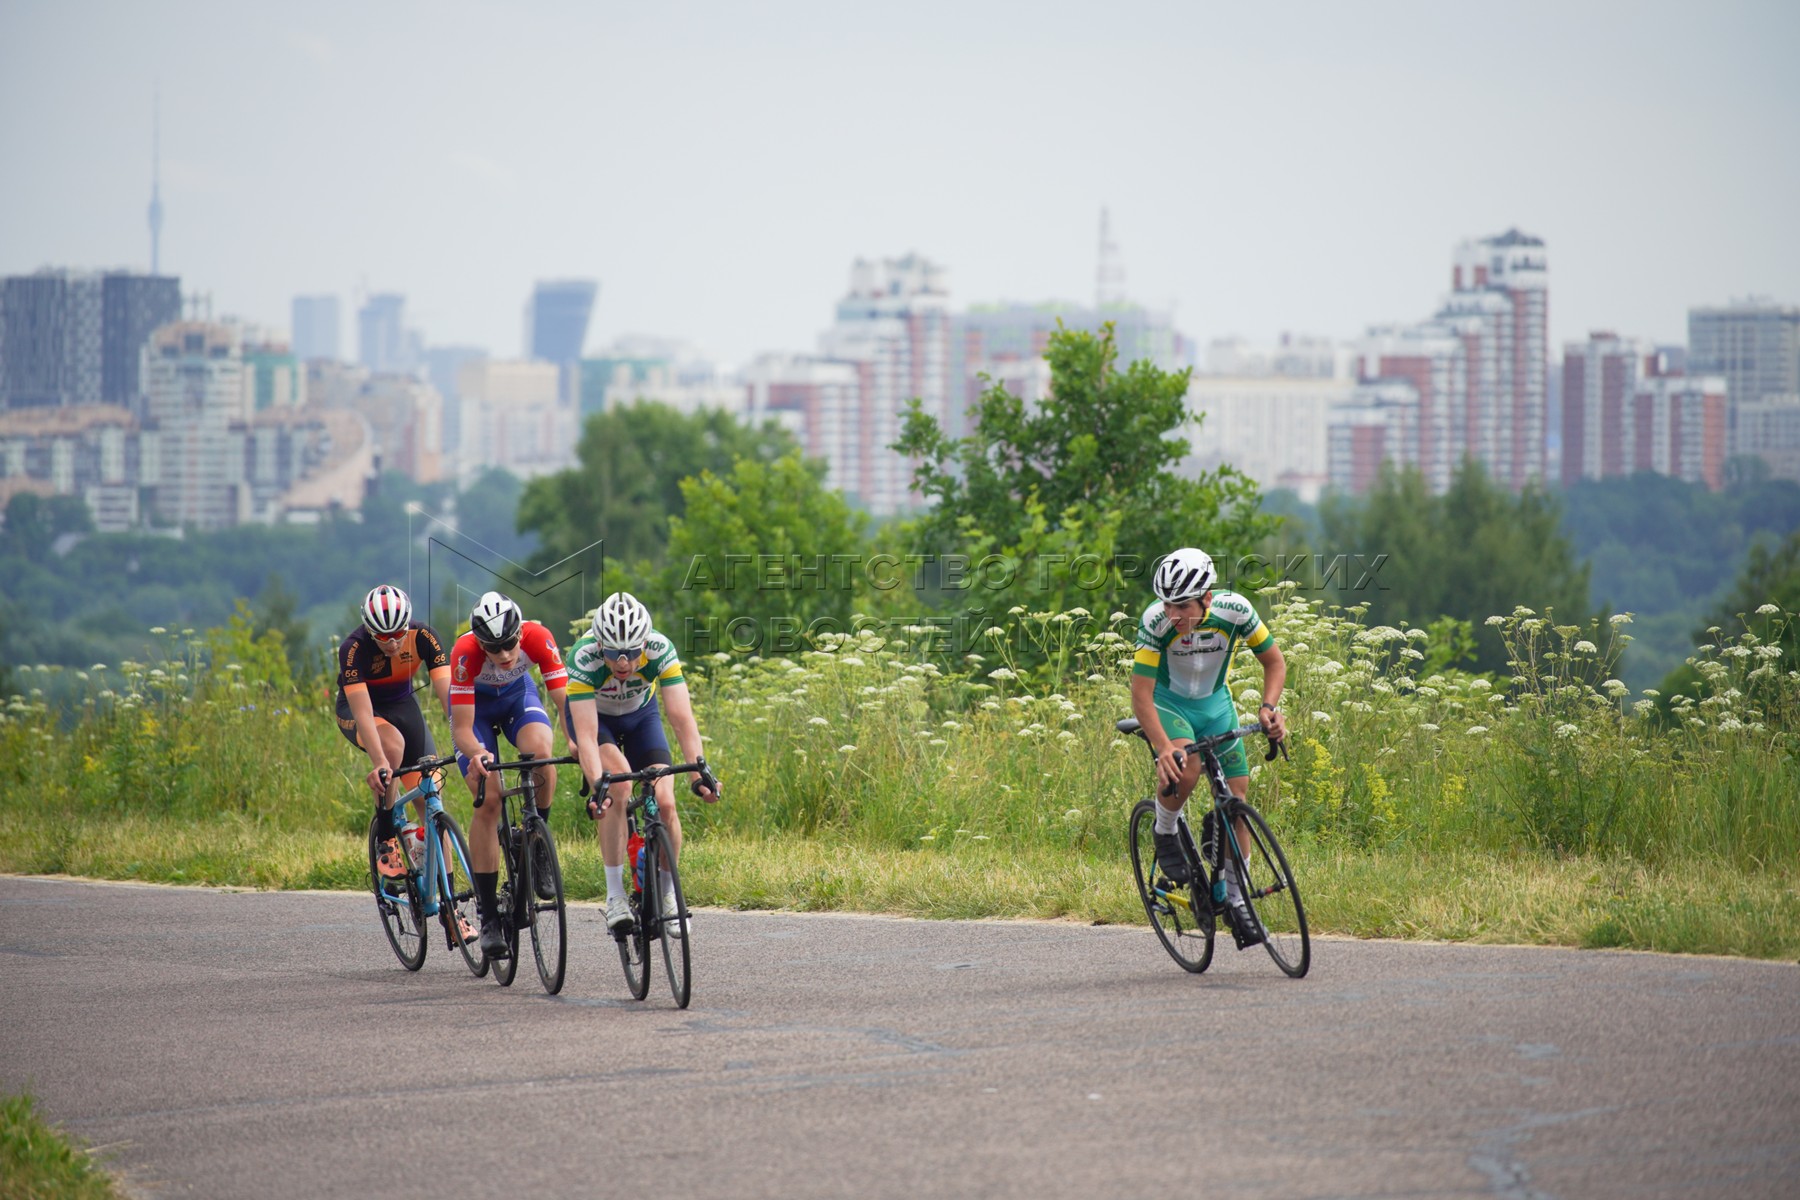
[148,87,165,275]
[1096,206,1126,309]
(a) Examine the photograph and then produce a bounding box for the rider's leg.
[514,718,556,819]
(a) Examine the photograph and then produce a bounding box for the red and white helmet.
[361,584,413,636]
[1152,548,1215,603]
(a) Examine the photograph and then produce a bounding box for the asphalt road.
[2,875,1796,1200]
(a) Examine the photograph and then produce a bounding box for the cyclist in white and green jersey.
[564,592,719,934]
[1132,547,1287,948]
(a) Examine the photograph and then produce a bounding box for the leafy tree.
[515,402,798,635]
[253,574,312,677]
[636,451,870,657]
[2,492,93,562]
[894,323,1273,627]
[455,468,536,566]
[1317,460,1591,672]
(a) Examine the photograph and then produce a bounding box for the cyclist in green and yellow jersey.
[1131,547,1287,948]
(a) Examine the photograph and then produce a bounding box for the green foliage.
[1316,461,1591,672]
[1,1091,121,1200]
[2,492,93,563]
[894,323,1273,644]
[454,468,537,566]
[515,402,799,635]
[635,451,872,655]
[4,595,1797,957]
[0,471,469,678]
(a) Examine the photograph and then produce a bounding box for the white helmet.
[592,591,651,650]
[361,584,412,636]
[1152,548,1216,603]
[470,591,522,649]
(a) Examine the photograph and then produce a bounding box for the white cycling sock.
[1224,862,1245,905]
[1153,801,1179,835]
[604,864,624,901]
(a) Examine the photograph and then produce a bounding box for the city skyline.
[2,1,1796,367]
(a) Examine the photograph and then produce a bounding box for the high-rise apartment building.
[1689,300,1800,411]
[742,355,862,490]
[817,254,951,514]
[1733,394,1800,483]
[424,345,486,455]
[1328,380,1422,494]
[1561,332,1645,486]
[1443,229,1549,489]
[1561,334,1728,490]
[139,321,251,528]
[951,301,1182,438]
[525,280,597,364]
[358,293,418,373]
[101,274,182,406]
[456,359,570,481]
[292,295,342,361]
[1338,229,1547,494]
[1,269,179,411]
[1631,368,1728,490]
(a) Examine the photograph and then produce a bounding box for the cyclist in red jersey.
[448,591,570,958]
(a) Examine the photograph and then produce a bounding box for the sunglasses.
[477,637,520,654]
[601,646,642,662]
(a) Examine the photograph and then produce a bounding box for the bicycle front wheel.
[1232,801,1309,978]
[526,823,567,995]
[616,884,652,1001]
[368,816,426,971]
[648,831,692,1008]
[1128,799,1214,973]
[434,811,488,978]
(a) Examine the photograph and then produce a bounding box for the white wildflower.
[1573,640,1598,655]
[838,744,857,754]
[1755,604,1780,615]
[1466,725,1489,736]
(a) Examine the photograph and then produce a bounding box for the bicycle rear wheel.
[1128,799,1214,973]
[434,811,488,978]
[647,829,692,1008]
[526,823,567,995]
[368,815,426,971]
[491,825,520,986]
[1231,801,1309,978]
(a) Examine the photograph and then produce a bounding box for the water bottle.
[1211,876,1227,906]
[401,822,426,870]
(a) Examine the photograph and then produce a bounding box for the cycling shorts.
[1153,686,1249,780]
[335,689,437,771]
[456,676,553,775]
[566,697,671,772]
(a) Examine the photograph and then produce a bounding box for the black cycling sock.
[537,806,552,824]
[375,806,400,840]
[474,871,498,919]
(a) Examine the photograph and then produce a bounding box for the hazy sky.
[3,0,1795,366]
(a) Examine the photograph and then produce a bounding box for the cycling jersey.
[1133,591,1275,702]
[564,628,683,716]
[335,623,450,706]
[448,621,567,708]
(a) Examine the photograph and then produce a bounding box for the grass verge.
[4,810,1795,960]
[0,1092,121,1200]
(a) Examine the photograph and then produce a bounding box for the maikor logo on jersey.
[575,644,601,672]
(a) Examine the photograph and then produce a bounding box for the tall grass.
[2,592,1795,956]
